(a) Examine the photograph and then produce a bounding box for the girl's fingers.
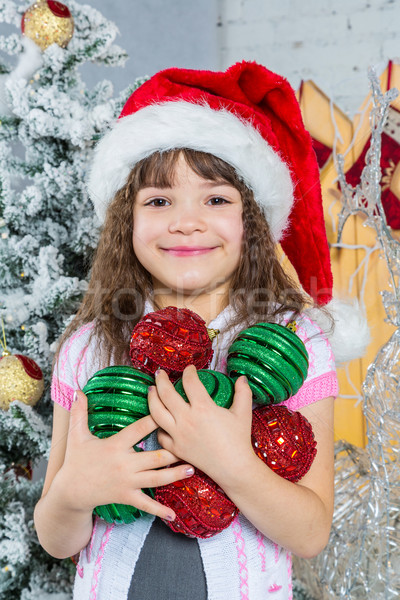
[181,365,213,406]
[136,462,194,489]
[114,414,159,447]
[68,390,90,440]
[132,446,180,470]
[129,490,177,522]
[148,383,178,430]
[156,427,173,452]
[154,369,189,412]
[230,376,253,418]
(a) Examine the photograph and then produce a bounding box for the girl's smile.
[132,154,244,314]
[161,246,218,256]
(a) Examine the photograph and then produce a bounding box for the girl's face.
[132,154,243,309]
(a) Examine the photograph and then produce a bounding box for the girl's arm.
[149,367,334,559]
[214,395,334,559]
[34,399,93,560]
[34,391,195,560]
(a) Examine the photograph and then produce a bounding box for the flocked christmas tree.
[0,1,146,598]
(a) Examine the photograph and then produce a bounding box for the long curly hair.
[54,149,310,367]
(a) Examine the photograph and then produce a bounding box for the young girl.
[34,62,368,600]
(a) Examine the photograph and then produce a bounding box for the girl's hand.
[148,366,254,487]
[57,391,194,521]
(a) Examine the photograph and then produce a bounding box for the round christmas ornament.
[174,369,234,408]
[155,371,235,538]
[251,404,317,482]
[0,351,44,410]
[9,461,33,480]
[21,1,74,51]
[83,365,155,524]
[84,366,153,436]
[227,322,309,405]
[155,467,238,538]
[130,306,213,382]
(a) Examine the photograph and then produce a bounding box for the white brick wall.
[2,0,397,120]
[218,0,400,115]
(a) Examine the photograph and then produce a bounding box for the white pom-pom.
[305,297,370,365]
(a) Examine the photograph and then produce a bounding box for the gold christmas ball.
[21,1,74,51]
[0,353,44,410]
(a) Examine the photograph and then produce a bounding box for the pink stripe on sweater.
[89,523,115,600]
[286,551,293,600]
[60,322,95,382]
[284,371,338,411]
[74,340,91,388]
[51,377,75,410]
[86,517,99,563]
[274,542,279,564]
[76,552,84,579]
[232,516,249,600]
[256,529,266,572]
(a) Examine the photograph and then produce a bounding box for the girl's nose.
[168,207,207,234]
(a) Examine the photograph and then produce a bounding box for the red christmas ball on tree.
[251,405,317,482]
[130,306,213,382]
[155,466,238,538]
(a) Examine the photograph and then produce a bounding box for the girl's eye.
[146,197,170,207]
[208,196,230,206]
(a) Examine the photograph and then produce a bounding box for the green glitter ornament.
[83,365,155,524]
[174,369,234,408]
[227,322,308,405]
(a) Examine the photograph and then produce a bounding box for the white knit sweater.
[51,303,338,600]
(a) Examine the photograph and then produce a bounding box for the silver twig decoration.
[294,68,400,600]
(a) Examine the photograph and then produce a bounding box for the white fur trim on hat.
[88,101,294,241]
[305,297,371,365]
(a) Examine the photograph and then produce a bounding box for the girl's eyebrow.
[199,180,232,188]
[140,179,232,190]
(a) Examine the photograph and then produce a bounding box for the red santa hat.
[88,61,369,363]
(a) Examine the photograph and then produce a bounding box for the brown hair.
[54,149,310,368]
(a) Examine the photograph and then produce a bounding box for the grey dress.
[128,518,208,600]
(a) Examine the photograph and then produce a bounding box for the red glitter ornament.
[130,307,213,382]
[251,405,317,482]
[155,466,238,538]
